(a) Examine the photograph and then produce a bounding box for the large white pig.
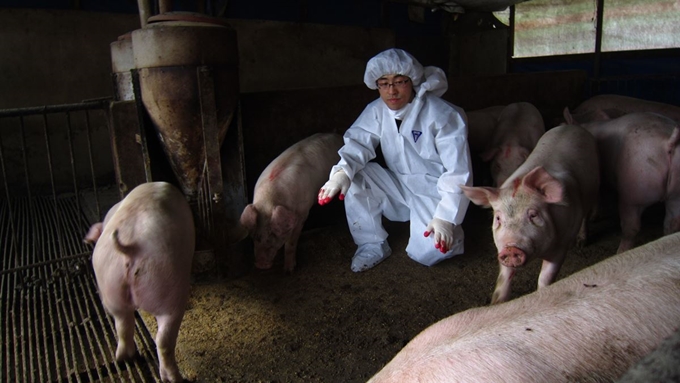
[466,105,505,186]
[472,102,545,186]
[240,132,343,272]
[84,181,195,383]
[466,105,505,155]
[564,110,680,253]
[460,125,599,304]
[368,232,680,383]
[480,102,546,186]
[569,94,680,124]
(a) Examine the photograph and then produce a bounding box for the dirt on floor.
[141,204,665,383]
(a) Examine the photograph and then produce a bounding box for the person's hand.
[318,170,350,205]
[424,218,455,253]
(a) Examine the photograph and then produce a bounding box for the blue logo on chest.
[412,130,422,143]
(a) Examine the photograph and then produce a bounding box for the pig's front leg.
[283,224,304,273]
[156,313,184,383]
[537,258,563,289]
[491,265,515,304]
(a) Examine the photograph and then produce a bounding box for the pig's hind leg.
[616,158,665,253]
[155,313,184,383]
[617,202,645,253]
[112,310,137,361]
[283,224,304,273]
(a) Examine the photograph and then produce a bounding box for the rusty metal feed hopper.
[110,32,135,101]
[131,13,239,198]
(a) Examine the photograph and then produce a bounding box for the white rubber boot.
[351,241,392,272]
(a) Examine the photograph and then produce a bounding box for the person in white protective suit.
[317,48,472,272]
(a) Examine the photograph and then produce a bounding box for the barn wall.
[0,7,512,195]
[0,8,395,196]
[0,8,396,109]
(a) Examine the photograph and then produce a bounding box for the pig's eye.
[494,212,502,227]
[528,209,543,225]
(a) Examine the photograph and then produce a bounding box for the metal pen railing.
[0,99,161,382]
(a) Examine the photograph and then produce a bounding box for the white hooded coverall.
[331,62,472,266]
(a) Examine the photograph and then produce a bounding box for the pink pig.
[478,102,546,187]
[466,105,505,186]
[460,125,599,304]
[84,181,195,383]
[368,232,680,383]
[565,110,680,253]
[569,94,680,124]
[240,133,343,272]
[466,105,505,155]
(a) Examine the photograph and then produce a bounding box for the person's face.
[376,74,413,111]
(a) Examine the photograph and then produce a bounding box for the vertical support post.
[197,66,229,275]
[508,5,515,73]
[593,0,605,96]
[131,69,153,183]
[108,100,150,200]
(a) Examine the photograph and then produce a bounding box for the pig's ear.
[522,167,565,205]
[240,204,258,231]
[459,185,498,207]
[271,206,297,237]
[479,147,500,162]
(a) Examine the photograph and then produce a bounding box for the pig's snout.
[498,246,526,268]
[255,258,274,270]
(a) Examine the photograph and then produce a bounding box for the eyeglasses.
[376,78,411,90]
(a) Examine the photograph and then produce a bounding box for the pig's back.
[255,133,343,205]
[112,182,194,244]
[586,112,676,139]
[494,102,545,146]
[574,94,680,124]
[586,113,678,191]
[93,182,195,315]
[505,125,598,188]
[369,232,680,383]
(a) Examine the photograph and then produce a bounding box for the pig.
[469,102,545,186]
[569,94,680,124]
[466,105,505,155]
[564,110,680,253]
[84,181,195,383]
[460,125,599,304]
[240,132,343,272]
[466,105,505,186]
[368,232,680,383]
[617,326,680,383]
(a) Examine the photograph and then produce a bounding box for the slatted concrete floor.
[1,195,162,382]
